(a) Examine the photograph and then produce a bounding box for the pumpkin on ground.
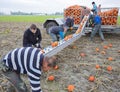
[108,57,114,61]
[103,45,109,49]
[89,75,95,82]
[80,53,86,57]
[95,48,100,52]
[101,51,106,55]
[48,75,55,81]
[96,64,100,69]
[108,43,112,48]
[107,66,112,71]
[67,85,75,92]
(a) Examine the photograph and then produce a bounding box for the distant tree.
[55,12,63,15]
[0,12,5,15]
[10,11,31,15]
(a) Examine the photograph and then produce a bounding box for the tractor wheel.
[46,22,58,34]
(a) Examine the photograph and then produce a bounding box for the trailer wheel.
[46,22,58,34]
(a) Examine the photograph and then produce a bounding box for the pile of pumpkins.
[64,5,119,25]
[64,5,90,24]
[98,8,119,25]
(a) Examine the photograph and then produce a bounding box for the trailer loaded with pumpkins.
[43,5,120,34]
[42,5,120,57]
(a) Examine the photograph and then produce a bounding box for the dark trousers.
[90,24,105,41]
[0,59,29,92]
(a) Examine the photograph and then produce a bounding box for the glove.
[59,31,64,39]
[0,62,9,72]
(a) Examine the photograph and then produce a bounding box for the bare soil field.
[0,22,120,92]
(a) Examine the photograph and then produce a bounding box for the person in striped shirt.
[0,47,57,92]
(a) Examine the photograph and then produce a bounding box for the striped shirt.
[3,47,44,92]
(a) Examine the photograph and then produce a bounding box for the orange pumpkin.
[107,66,112,71]
[80,53,86,57]
[72,45,77,49]
[51,42,56,47]
[64,36,69,41]
[101,51,106,55]
[80,23,84,27]
[75,28,81,34]
[103,45,109,49]
[95,48,100,52]
[96,64,100,69]
[48,75,55,81]
[89,76,95,82]
[67,85,75,92]
[108,43,112,48]
[54,65,59,70]
[79,25,82,29]
[68,35,73,39]
[55,41,58,46]
[108,57,114,61]
[84,17,87,21]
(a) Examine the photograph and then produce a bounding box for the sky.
[0,0,120,14]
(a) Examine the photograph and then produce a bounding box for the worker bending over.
[23,24,42,49]
[49,25,65,42]
[0,47,57,92]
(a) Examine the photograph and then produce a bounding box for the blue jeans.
[49,31,58,42]
[90,24,104,41]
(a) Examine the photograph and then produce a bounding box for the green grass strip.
[0,15,63,23]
